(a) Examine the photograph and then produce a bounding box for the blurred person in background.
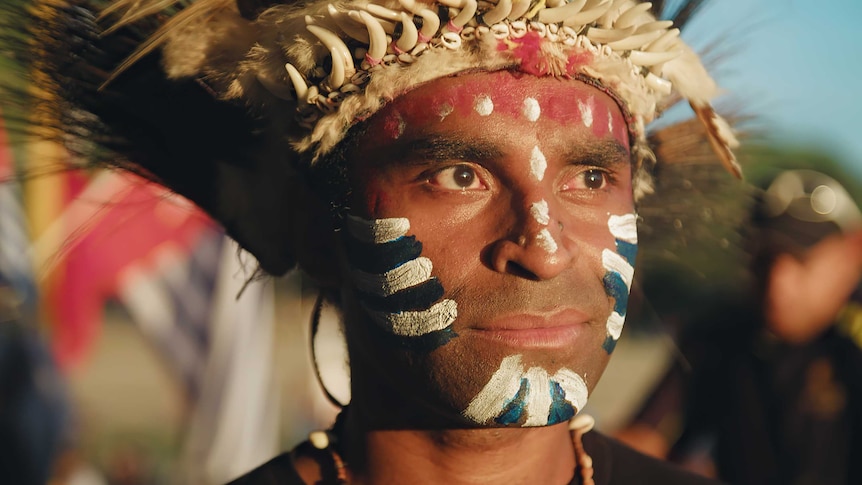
[619,169,862,485]
[8,0,750,483]
[0,270,71,484]
[0,108,73,483]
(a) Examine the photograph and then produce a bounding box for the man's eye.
[584,170,606,189]
[429,165,485,190]
[562,169,610,191]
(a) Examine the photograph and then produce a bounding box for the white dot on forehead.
[439,102,454,121]
[474,95,494,116]
[523,97,541,122]
[607,107,613,135]
[384,111,407,140]
[530,146,547,182]
[578,98,594,128]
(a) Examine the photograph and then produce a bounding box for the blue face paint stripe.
[496,378,530,425]
[602,335,618,354]
[356,278,445,313]
[616,240,638,266]
[344,235,423,273]
[603,272,629,316]
[547,381,575,425]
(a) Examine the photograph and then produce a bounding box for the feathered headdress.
[5,0,739,275]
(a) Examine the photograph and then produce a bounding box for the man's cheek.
[344,214,460,352]
[357,181,398,215]
[600,213,637,354]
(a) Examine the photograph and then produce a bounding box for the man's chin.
[417,342,605,429]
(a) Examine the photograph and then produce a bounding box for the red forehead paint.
[371,70,628,147]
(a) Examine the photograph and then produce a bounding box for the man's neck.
[341,408,577,485]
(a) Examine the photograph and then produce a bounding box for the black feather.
[1,0,305,275]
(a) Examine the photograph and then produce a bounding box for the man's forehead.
[365,70,629,146]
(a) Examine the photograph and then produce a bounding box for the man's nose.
[488,196,575,280]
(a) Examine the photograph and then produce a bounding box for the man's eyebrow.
[389,135,504,165]
[375,136,628,169]
[565,139,630,168]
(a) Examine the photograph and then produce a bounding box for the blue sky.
[680,0,862,177]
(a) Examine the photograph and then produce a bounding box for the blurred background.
[1,0,860,484]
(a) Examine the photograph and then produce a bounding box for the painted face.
[342,70,636,428]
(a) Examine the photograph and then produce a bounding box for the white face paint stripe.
[474,95,494,116]
[465,357,590,425]
[523,97,541,122]
[551,368,589,412]
[464,355,525,424]
[347,214,460,342]
[536,228,558,254]
[530,200,550,226]
[577,98,594,128]
[352,257,433,296]
[608,213,638,243]
[606,311,625,340]
[367,299,457,336]
[530,145,547,182]
[523,367,552,427]
[602,249,634,287]
[346,215,410,244]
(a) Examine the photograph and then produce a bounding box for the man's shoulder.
[225,452,304,485]
[585,431,724,485]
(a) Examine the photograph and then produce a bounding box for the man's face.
[341,70,636,428]
[766,229,862,344]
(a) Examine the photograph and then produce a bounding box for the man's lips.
[469,309,591,349]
